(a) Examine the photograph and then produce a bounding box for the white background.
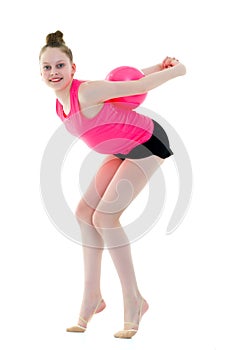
[0,0,232,349]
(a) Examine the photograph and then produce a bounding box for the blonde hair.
[39,30,73,62]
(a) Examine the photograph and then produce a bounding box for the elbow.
[138,78,151,94]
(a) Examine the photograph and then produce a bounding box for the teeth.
[50,78,62,82]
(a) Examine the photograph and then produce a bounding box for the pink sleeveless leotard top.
[56,79,154,155]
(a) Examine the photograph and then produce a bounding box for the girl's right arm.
[140,61,186,92]
[78,61,186,108]
[141,57,182,75]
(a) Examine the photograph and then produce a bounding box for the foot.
[66,298,106,332]
[114,297,149,339]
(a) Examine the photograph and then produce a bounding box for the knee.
[75,199,95,226]
[92,211,119,231]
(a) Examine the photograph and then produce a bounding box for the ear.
[72,63,76,75]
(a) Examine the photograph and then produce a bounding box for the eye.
[57,63,65,69]
[43,65,51,71]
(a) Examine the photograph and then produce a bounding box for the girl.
[39,31,186,339]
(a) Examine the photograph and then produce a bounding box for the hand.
[162,56,180,69]
[162,57,186,76]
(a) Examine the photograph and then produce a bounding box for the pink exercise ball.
[106,66,147,109]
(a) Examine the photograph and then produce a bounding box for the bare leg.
[71,156,124,329]
[92,155,164,334]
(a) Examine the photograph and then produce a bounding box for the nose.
[50,67,58,76]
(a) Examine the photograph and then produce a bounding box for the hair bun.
[46,30,65,47]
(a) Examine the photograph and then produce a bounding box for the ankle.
[83,286,102,299]
[123,291,142,303]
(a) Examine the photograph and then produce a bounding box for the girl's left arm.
[78,58,185,108]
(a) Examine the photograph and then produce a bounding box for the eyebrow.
[42,60,65,65]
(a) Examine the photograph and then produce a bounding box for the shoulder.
[71,79,91,108]
[78,79,118,108]
[71,78,84,92]
[77,80,101,108]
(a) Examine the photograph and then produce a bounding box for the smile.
[49,77,63,83]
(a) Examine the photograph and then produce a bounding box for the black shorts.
[114,119,173,160]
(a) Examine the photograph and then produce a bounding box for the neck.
[54,79,73,108]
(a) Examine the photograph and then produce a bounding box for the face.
[40,47,76,92]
